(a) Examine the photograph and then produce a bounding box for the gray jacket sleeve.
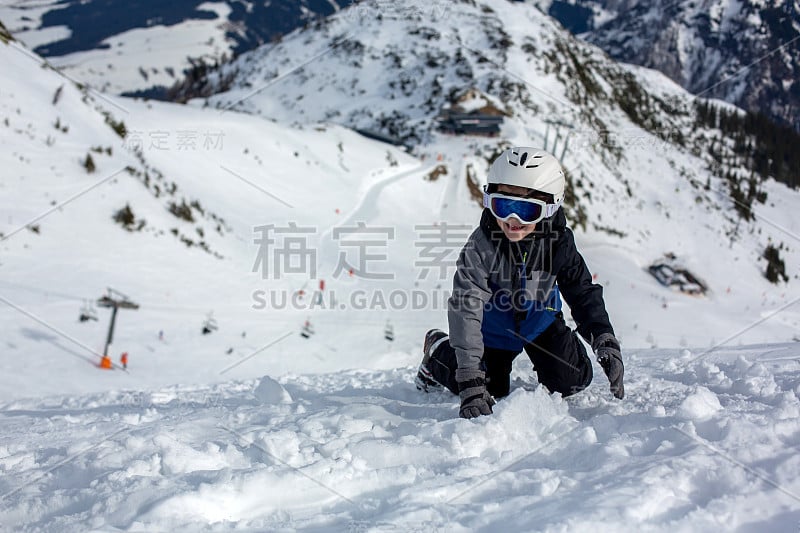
[447,230,493,370]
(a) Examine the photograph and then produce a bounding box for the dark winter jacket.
[447,208,614,369]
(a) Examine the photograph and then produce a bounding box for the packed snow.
[1,345,799,531]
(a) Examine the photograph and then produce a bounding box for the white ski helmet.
[487,147,565,205]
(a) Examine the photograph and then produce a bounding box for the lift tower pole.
[97,288,139,357]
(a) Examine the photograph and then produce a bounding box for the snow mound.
[253,376,293,404]
[679,386,723,420]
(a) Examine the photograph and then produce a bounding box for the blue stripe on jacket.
[481,285,562,352]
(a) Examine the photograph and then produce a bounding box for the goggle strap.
[545,202,561,218]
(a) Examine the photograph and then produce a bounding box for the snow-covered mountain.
[0,0,355,97]
[534,0,800,132]
[191,0,800,305]
[2,2,800,530]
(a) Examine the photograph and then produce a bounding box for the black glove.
[592,333,624,399]
[455,367,496,419]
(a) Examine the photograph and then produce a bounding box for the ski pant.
[428,313,593,398]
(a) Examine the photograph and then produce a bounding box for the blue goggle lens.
[490,196,544,223]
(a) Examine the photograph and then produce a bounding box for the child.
[416,147,624,418]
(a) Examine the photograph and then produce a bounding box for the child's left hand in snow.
[593,333,625,399]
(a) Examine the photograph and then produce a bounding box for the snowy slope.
[1,344,799,531]
[0,32,421,400]
[195,0,800,348]
[0,0,356,97]
[2,0,798,410]
[2,3,800,531]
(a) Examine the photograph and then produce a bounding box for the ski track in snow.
[1,345,799,532]
[316,161,432,272]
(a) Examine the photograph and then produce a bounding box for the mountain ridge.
[536,0,800,132]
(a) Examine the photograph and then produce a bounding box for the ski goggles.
[483,192,560,225]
